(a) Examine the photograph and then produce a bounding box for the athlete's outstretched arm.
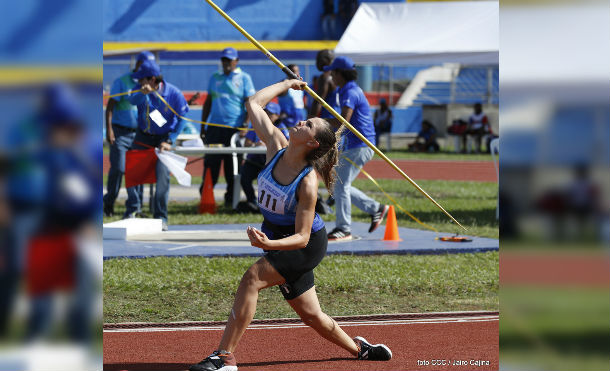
[245,79,306,159]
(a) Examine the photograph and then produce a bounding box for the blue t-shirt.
[257,149,324,232]
[338,81,376,149]
[245,121,289,162]
[278,89,306,123]
[109,72,138,129]
[128,81,189,136]
[207,68,256,128]
[419,125,437,141]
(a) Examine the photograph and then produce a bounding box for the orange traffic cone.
[383,205,401,241]
[198,168,216,214]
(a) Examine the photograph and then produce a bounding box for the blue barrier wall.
[103,0,404,41]
[104,0,324,41]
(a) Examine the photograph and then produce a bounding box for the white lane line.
[104,316,499,333]
[168,244,201,251]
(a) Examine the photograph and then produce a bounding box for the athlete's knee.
[239,265,263,291]
[300,310,326,329]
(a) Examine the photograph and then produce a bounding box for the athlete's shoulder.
[297,169,319,198]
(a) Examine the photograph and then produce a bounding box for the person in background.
[239,102,289,213]
[277,64,307,124]
[309,50,340,210]
[408,120,439,153]
[124,59,188,231]
[321,0,337,40]
[338,0,359,33]
[309,49,339,120]
[466,103,489,153]
[324,56,389,241]
[23,83,100,344]
[373,98,392,147]
[200,47,256,207]
[103,51,154,217]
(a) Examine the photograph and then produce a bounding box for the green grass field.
[104,251,498,323]
[104,178,498,238]
[103,165,498,324]
[500,286,609,371]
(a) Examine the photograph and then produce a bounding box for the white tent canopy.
[335,1,498,65]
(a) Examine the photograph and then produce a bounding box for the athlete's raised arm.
[245,79,306,160]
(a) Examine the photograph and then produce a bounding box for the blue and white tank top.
[257,148,324,232]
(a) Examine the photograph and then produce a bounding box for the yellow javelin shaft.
[204,0,466,231]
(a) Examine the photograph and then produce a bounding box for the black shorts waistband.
[262,220,295,239]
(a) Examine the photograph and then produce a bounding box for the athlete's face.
[291,118,321,147]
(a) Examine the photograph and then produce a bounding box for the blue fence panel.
[390,107,422,133]
[104,0,325,41]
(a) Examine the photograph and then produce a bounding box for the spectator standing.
[321,0,337,40]
[277,64,307,124]
[408,120,440,153]
[466,103,490,153]
[22,83,100,343]
[240,102,289,212]
[103,51,154,217]
[373,98,392,147]
[200,47,256,207]
[324,56,389,241]
[309,49,339,120]
[338,0,359,32]
[124,60,188,231]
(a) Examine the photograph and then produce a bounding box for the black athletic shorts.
[262,221,327,300]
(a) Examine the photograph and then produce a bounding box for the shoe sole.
[190,365,237,371]
[354,336,393,360]
[328,235,352,242]
[369,205,390,233]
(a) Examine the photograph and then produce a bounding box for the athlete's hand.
[287,79,306,91]
[247,226,271,249]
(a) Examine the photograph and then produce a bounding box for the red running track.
[104,312,498,371]
[103,156,497,182]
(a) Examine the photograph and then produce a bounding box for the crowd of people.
[102,48,496,232]
[99,45,502,371]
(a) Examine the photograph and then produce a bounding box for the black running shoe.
[369,204,389,233]
[354,336,392,361]
[327,227,352,241]
[189,350,238,371]
[103,203,114,217]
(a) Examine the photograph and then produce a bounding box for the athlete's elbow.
[295,233,310,249]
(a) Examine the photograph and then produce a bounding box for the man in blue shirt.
[323,56,389,241]
[103,51,154,217]
[124,59,189,230]
[200,47,256,207]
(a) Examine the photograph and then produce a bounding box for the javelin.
[204,0,466,231]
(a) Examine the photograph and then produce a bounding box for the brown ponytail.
[305,120,341,195]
